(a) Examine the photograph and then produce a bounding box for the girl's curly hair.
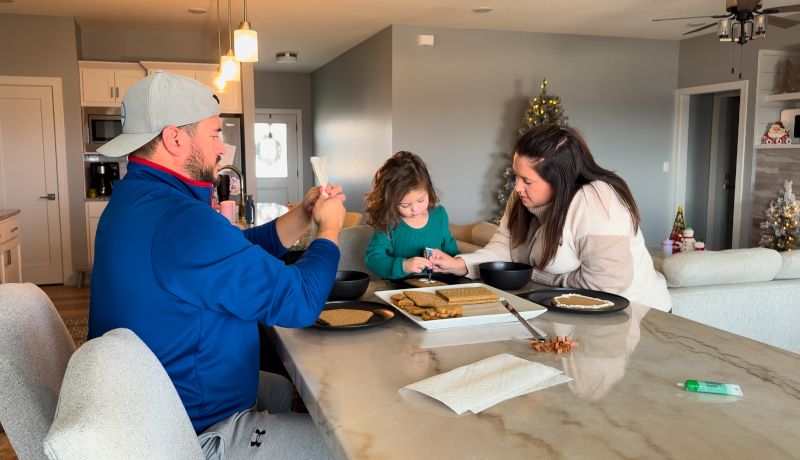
[364,151,439,234]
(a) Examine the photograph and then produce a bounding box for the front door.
[0,84,64,283]
[253,111,301,205]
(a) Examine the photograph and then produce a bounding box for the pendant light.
[234,0,258,62]
[220,0,241,81]
[213,0,227,91]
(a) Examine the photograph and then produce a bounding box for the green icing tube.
[677,380,743,396]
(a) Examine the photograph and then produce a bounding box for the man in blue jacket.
[89,72,343,458]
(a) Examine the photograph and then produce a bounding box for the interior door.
[0,85,64,283]
[706,94,739,250]
[253,112,301,205]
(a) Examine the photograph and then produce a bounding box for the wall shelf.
[764,91,800,103]
[754,143,800,150]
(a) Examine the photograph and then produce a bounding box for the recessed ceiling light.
[473,7,493,14]
[276,52,298,63]
[187,7,207,14]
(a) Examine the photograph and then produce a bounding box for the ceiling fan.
[653,0,800,44]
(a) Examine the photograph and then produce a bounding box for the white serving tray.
[373,283,547,330]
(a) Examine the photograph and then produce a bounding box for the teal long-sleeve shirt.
[365,206,459,279]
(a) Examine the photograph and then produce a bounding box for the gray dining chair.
[0,283,76,460]
[43,328,204,459]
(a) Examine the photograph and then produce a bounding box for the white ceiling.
[1,0,798,71]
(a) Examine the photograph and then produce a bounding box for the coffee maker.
[90,162,120,197]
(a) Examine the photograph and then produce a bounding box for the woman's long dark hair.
[508,124,640,269]
[365,151,439,233]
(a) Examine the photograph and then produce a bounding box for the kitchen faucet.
[217,165,247,219]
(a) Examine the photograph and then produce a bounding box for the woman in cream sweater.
[432,124,670,311]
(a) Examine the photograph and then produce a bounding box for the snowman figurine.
[680,228,696,252]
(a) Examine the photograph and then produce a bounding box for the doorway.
[0,77,72,284]
[672,81,748,249]
[251,109,303,205]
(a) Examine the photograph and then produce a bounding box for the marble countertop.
[270,281,800,459]
[0,209,20,222]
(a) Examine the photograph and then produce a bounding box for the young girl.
[364,151,459,280]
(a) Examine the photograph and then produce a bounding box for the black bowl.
[328,270,370,301]
[479,261,533,291]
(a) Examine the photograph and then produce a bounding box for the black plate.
[388,272,473,289]
[311,301,395,330]
[523,288,630,314]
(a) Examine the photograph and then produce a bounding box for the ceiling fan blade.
[683,22,718,35]
[761,4,800,14]
[766,15,800,28]
[652,14,728,21]
[737,0,761,11]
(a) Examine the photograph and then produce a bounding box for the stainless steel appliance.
[84,109,123,152]
[90,162,120,197]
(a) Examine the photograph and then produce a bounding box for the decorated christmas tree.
[669,207,686,240]
[493,78,568,222]
[759,180,800,251]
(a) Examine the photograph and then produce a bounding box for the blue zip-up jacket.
[88,156,339,432]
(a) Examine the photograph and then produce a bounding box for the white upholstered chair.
[0,283,76,460]
[43,328,204,459]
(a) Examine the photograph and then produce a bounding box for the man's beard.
[184,142,217,183]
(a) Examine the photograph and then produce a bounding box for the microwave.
[86,114,123,152]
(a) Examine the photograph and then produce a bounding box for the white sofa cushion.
[662,248,781,287]
[775,250,800,280]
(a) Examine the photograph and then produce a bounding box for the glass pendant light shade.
[753,15,766,39]
[220,50,240,81]
[718,18,732,41]
[234,21,258,62]
[214,68,227,92]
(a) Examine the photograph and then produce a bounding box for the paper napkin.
[309,156,329,196]
[402,353,571,415]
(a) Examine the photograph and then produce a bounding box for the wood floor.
[0,284,90,460]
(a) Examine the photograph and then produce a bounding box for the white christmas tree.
[759,180,800,251]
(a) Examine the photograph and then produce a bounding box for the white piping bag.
[309,156,330,198]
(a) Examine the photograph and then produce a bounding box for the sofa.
[659,248,800,354]
[450,221,800,354]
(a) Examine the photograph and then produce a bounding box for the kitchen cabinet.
[85,201,108,267]
[79,61,145,107]
[140,61,242,114]
[0,213,22,284]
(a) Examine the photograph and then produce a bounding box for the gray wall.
[390,26,679,246]
[253,72,314,190]
[311,27,393,210]
[678,25,800,246]
[0,14,86,275]
[80,27,215,62]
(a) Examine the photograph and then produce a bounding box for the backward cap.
[97,72,220,157]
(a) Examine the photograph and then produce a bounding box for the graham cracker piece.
[551,293,613,310]
[406,278,447,287]
[403,290,448,307]
[435,286,498,305]
[318,309,374,327]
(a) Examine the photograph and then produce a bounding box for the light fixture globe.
[220,49,240,81]
[234,21,258,62]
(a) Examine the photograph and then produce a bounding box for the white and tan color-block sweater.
[460,181,671,311]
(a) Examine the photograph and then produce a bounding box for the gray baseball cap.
[97,71,220,157]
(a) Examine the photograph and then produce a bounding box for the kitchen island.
[269,281,800,459]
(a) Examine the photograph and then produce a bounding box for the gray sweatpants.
[197,372,331,459]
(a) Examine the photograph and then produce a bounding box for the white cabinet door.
[80,66,145,106]
[1,239,22,284]
[86,201,107,267]
[114,69,146,101]
[81,68,116,106]
[218,80,242,114]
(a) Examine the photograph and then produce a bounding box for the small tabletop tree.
[759,180,800,251]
